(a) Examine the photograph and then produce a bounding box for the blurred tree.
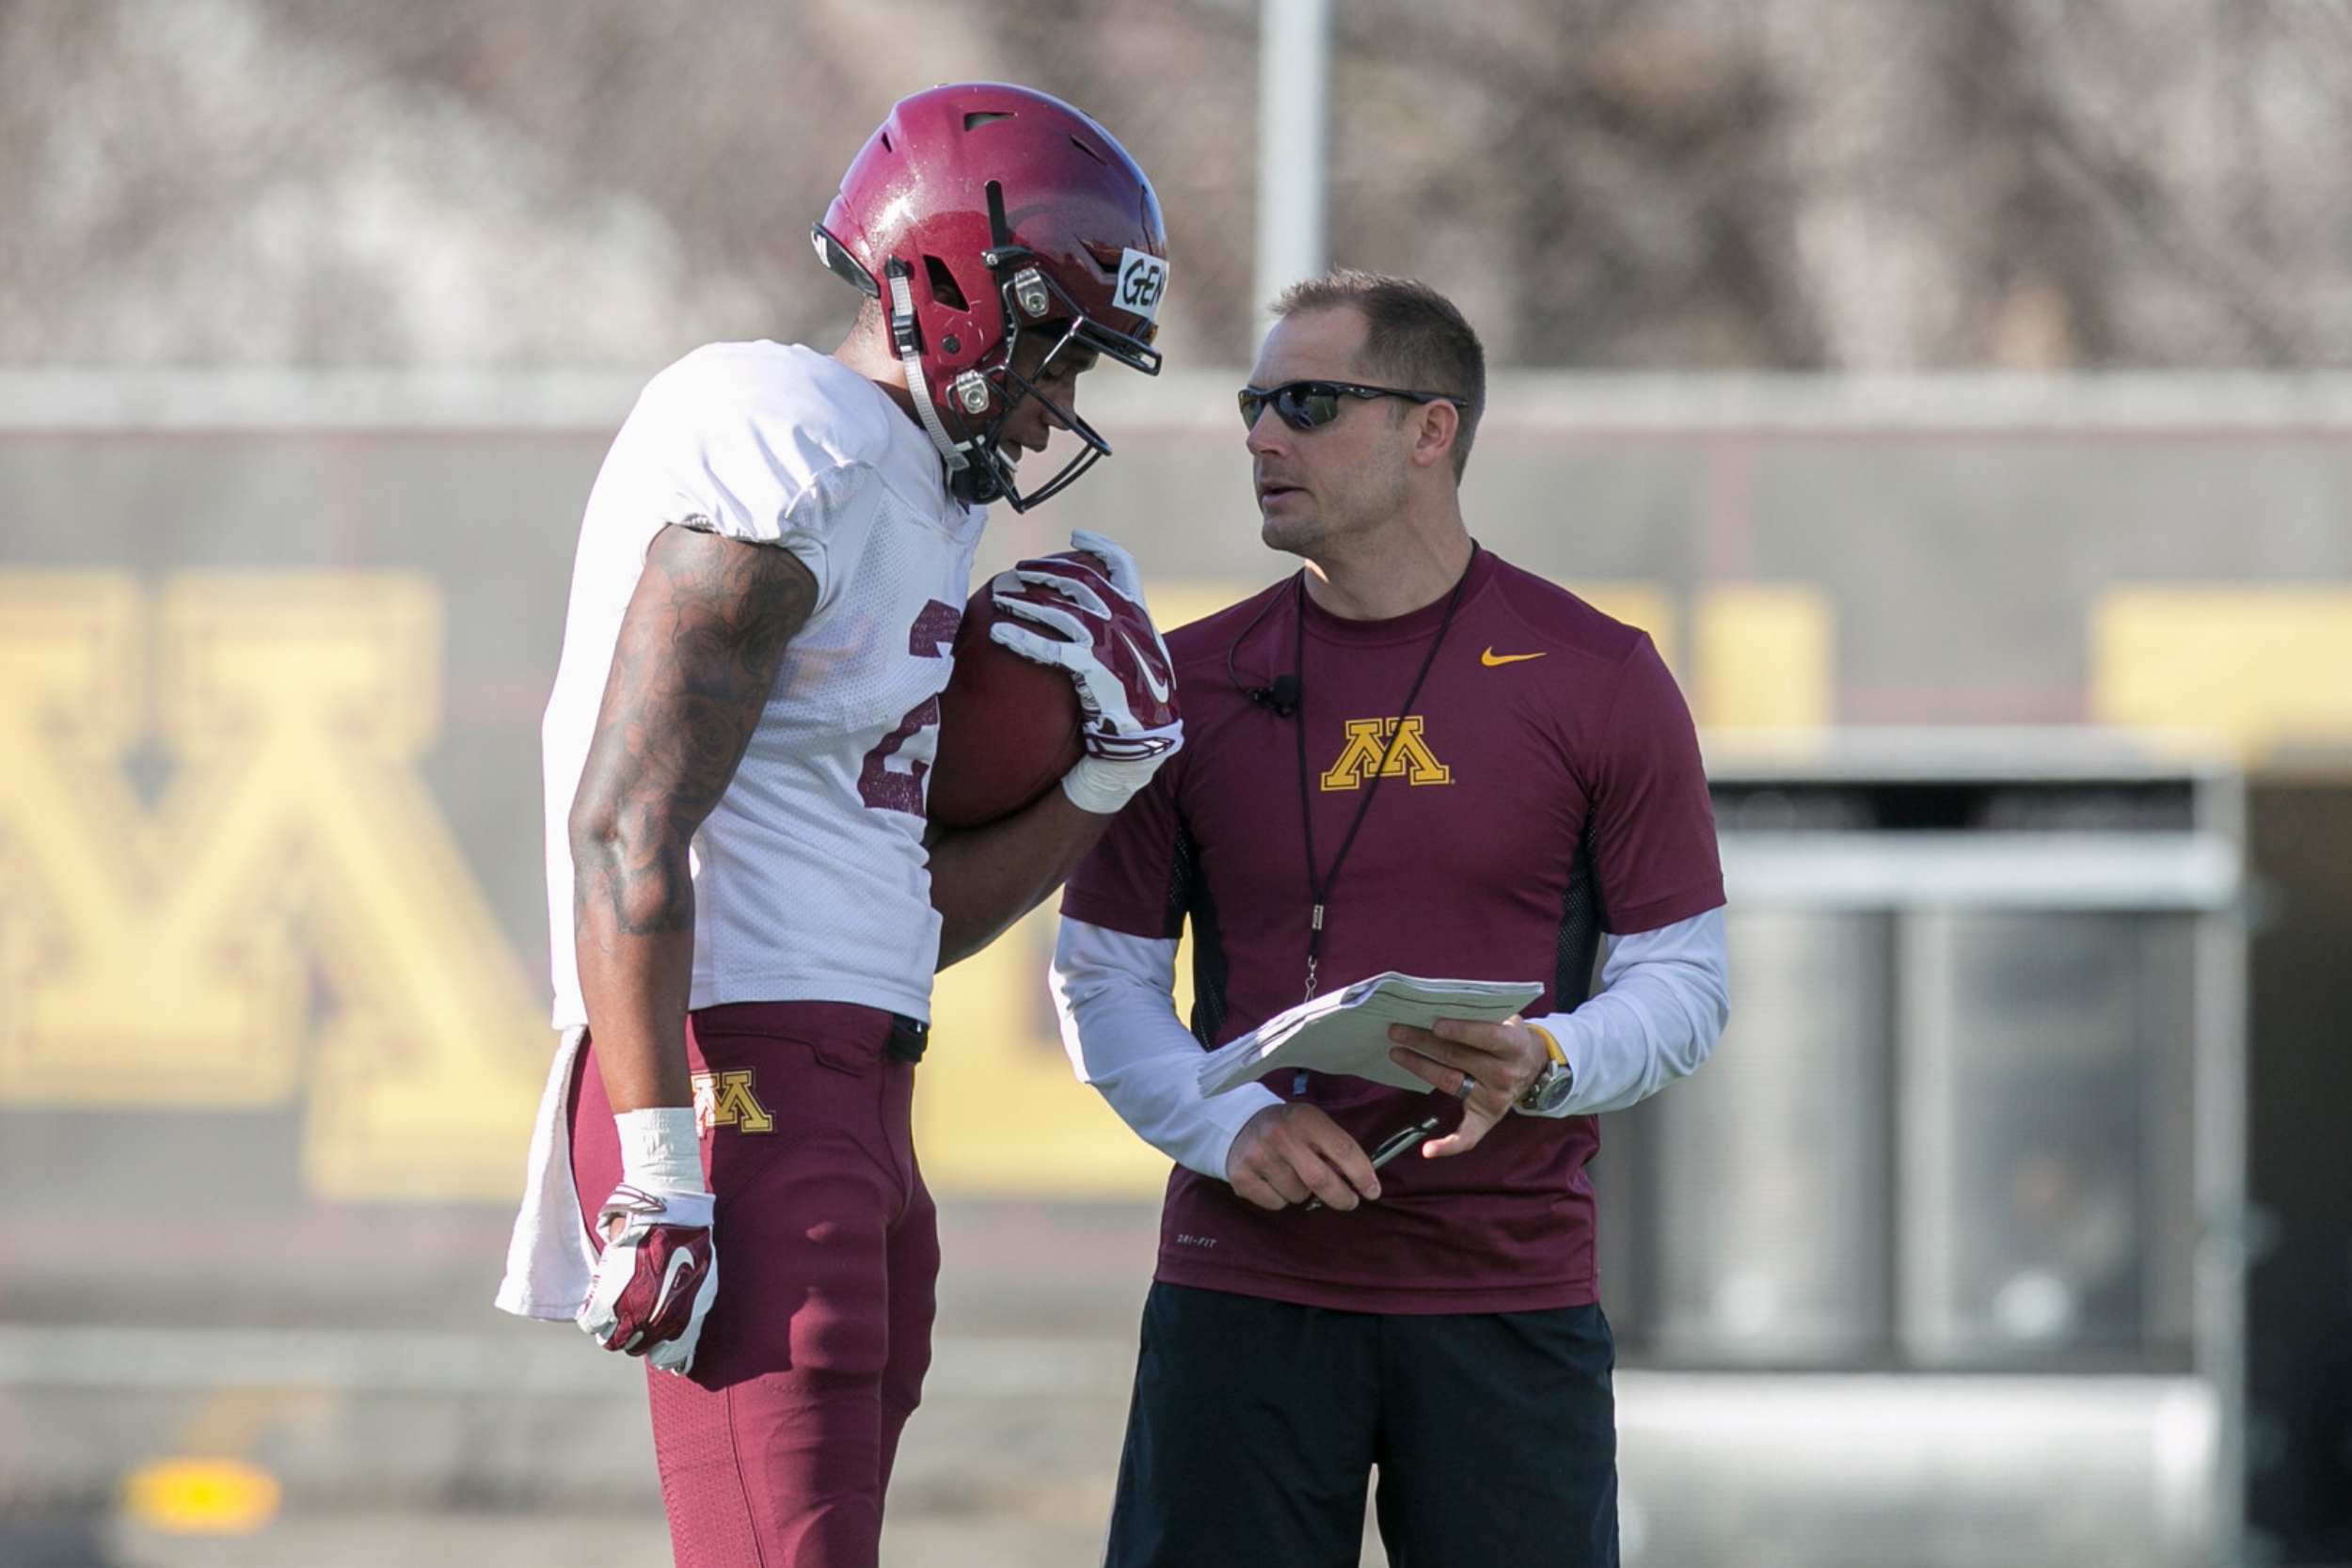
[8,0,2352,370]
[1331,0,1824,367]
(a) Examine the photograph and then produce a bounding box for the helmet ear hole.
[924,256,969,312]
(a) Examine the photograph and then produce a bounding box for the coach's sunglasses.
[1237,379,1470,433]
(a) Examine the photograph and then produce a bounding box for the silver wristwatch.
[1513,1027,1575,1116]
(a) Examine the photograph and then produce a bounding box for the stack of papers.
[1197,972,1545,1098]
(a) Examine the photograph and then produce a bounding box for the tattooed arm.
[568,523,818,1113]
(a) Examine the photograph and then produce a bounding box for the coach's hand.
[1225,1102,1381,1211]
[1384,1015,1550,1158]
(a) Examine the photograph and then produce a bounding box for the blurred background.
[2,0,2349,1564]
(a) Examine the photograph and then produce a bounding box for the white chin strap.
[884,260,969,475]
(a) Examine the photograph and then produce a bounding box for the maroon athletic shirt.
[1061,546,1724,1313]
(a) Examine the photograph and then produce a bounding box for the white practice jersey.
[542,341,986,1028]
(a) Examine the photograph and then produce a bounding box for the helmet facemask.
[934,233,1163,511]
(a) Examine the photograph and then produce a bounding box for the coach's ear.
[1407,399,1459,473]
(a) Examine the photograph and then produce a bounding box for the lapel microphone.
[1248,673,1301,718]
[1227,574,1308,718]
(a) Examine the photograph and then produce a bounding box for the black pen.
[1303,1114,1444,1212]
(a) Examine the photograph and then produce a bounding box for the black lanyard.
[1292,545,1478,1001]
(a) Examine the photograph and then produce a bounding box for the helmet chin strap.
[883,257,971,480]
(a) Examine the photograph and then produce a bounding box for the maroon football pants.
[569,1001,939,1568]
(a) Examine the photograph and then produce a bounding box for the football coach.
[1052,270,1731,1568]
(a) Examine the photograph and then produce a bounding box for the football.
[927,571,1085,828]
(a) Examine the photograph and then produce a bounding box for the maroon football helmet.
[813,83,1168,510]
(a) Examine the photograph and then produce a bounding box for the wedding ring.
[1453,1072,1477,1103]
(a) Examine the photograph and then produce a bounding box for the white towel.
[493,1025,599,1322]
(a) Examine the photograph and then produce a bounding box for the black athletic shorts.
[1104,1281,1619,1568]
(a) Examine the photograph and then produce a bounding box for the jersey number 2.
[857,695,939,816]
[855,598,961,816]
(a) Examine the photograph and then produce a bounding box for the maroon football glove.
[989,529,1182,764]
[576,1184,717,1375]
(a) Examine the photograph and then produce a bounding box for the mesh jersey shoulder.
[626,341,908,530]
[641,342,900,463]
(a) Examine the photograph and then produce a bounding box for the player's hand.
[577,1184,718,1375]
[1225,1102,1381,1212]
[1385,1015,1550,1158]
[989,530,1182,813]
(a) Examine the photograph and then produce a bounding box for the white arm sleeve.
[1528,906,1731,1117]
[1051,918,1282,1180]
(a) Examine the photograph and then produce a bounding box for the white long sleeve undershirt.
[1050,907,1731,1180]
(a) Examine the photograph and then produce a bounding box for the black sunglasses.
[1237,379,1470,433]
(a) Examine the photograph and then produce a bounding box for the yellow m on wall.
[0,572,545,1201]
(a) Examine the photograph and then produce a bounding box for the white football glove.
[990,529,1183,816]
[577,1107,717,1376]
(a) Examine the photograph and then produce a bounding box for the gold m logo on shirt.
[0,572,543,1200]
[692,1069,774,1133]
[1318,716,1454,790]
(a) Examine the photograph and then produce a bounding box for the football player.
[496,84,1182,1567]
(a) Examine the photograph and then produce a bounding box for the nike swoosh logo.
[653,1245,699,1316]
[1481,648,1546,667]
[1123,631,1172,703]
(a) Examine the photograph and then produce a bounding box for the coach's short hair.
[1272,271,1486,482]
